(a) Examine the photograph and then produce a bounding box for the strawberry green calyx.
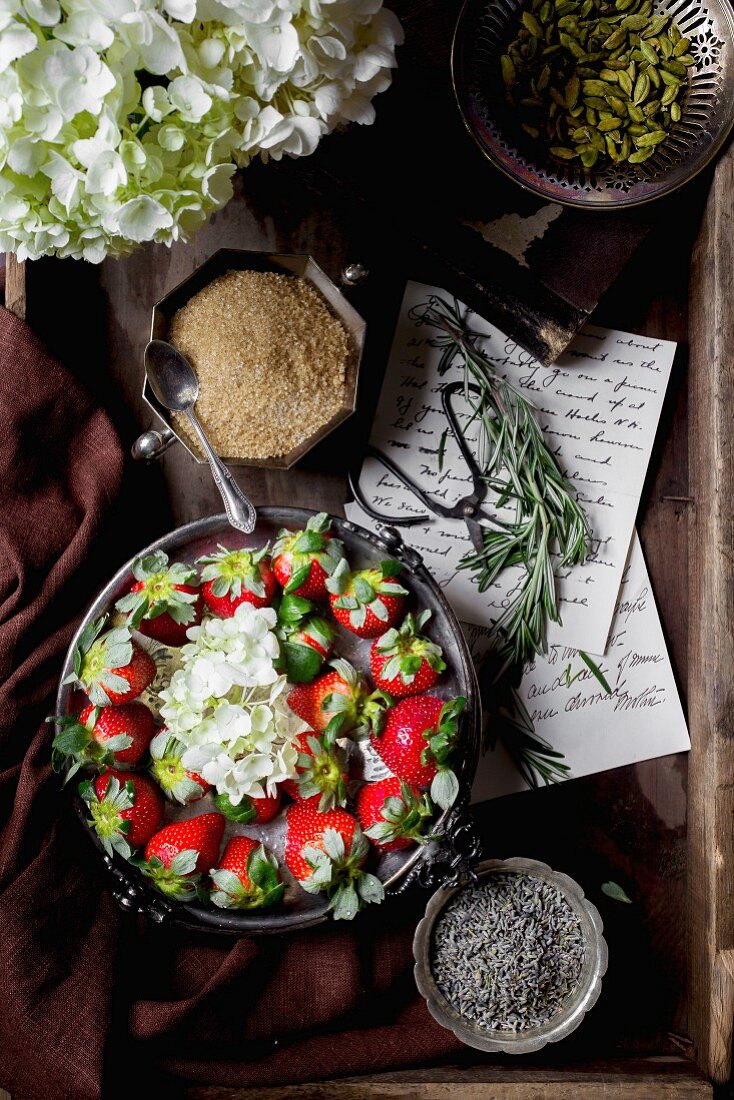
[375,610,446,685]
[115,550,199,629]
[214,792,256,823]
[64,616,134,706]
[296,734,349,811]
[198,544,270,600]
[49,710,131,782]
[326,559,408,632]
[149,731,206,804]
[210,846,285,910]
[422,697,466,811]
[300,825,384,920]
[138,849,203,901]
[277,592,316,630]
[322,657,392,741]
[364,781,435,846]
[282,617,336,683]
[278,593,335,652]
[79,775,134,860]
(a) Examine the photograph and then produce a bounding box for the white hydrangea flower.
[158,603,307,803]
[0,0,401,260]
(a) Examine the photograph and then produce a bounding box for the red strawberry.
[370,610,446,698]
[284,802,384,920]
[371,695,465,811]
[140,812,225,901]
[356,777,433,852]
[287,657,391,740]
[281,731,349,811]
[272,512,345,600]
[198,545,276,616]
[149,731,210,804]
[214,787,282,824]
[115,550,202,646]
[291,617,335,661]
[50,701,155,779]
[64,617,157,706]
[326,559,407,638]
[80,768,164,858]
[277,593,337,683]
[210,837,284,911]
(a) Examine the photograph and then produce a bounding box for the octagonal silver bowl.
[413,857,608,1052]
[134,249,366,470]
[55,508,481,935]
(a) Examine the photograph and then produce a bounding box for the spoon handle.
[184,409,257,534]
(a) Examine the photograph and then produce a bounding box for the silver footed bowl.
[55,508,481,935]
[413,857,608,1052]
[452,0,734,208]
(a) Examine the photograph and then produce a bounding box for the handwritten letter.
[469,533,690,800]
[344,280,677,654]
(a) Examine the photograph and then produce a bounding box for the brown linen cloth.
[0,307,461,1100]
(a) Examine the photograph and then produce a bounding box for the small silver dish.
[413,857,608,1053]
[134,249,366,469]
[452,0,734,208]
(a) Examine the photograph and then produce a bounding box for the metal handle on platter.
[131,427,177,462]
[184,409,257,534]
[394,803,483,894]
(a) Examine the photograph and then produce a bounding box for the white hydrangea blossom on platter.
[0,0,402,261]
[158,601,308,804]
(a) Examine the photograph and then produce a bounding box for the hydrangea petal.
[114,194,173,241]
[0,23,37,73]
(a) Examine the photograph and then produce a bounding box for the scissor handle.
[440,381,486,499]
[348,447,433,527]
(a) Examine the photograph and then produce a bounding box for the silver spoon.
[144,339,257,534]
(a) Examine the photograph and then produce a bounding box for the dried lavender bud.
[431,872,585,1032]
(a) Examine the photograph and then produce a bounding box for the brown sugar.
[169,269,349,460]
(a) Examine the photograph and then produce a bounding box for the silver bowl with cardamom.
[452,0,734,208]
[413,857,608,1053]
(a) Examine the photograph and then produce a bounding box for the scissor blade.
[465,517,487,554]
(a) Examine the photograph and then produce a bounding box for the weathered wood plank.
[185,1059,712,1099]
[3,255,26,319]
[687,141,734,1083]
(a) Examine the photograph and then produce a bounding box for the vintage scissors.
[348,380,502,553]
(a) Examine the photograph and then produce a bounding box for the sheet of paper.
[469,532,690,801]
[344,279,677,654]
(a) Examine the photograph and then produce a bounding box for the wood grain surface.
[687,144,734,1084]
[184,1059,712,1099]
[2,109,726,1097]
[3,256,25,320]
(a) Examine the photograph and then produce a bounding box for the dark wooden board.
[185,1058,713,1098]
[3,96,731,1099]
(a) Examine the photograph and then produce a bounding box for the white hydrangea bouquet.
[158,602,307,806]
[0,0,402,262]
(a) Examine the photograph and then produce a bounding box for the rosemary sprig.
[499,688,571,788]
[410,294,592,664]
[473,633,571,787]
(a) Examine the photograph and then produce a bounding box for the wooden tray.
[2,141,732,1099]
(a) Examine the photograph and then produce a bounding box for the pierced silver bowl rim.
[451,0,734,209]
[413,856,609,1053]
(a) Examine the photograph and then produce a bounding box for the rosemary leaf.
[410,294,593,664]
[578,650,613,694]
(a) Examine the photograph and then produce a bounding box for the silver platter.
[55,508,481,934]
